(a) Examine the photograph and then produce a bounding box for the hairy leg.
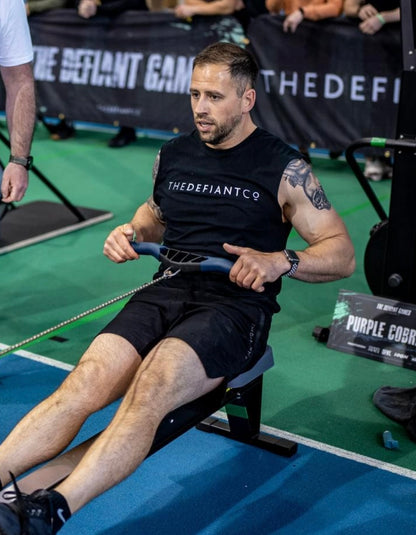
[56,337,224,513]
[0,334,141,486]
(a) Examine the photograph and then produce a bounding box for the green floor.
[1,121,416,471]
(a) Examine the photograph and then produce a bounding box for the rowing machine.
[0,345,296,502]
[0,242,297,501]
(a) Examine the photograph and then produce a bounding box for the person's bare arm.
[359,6,400,34]
[0,63,36,202]
[343,0,361,17]
[300,0,342,20]
[225,159,355,292]
[103,152,166,263]
[283,0,342,33]
[278,159,355,282]
[175,0,237,18]
[265,0,284,14]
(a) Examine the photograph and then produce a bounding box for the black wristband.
[9,155,33,170]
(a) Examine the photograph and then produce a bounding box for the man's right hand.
[103,224,140,263]
[1,163,29,203]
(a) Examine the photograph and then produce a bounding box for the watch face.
[285,249,299,263]
[283,249,299,277]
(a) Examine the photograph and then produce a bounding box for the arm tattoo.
[147,150,165,223]
[152,151,160,185]
[146,195,165,224]
[283,159,331,210]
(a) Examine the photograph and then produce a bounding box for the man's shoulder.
[252,128,302,159]
[161,130,198,152]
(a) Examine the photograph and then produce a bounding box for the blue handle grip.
[130,242,233,274]
[199,258,234,274]
[130,242,163,259]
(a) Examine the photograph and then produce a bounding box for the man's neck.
[206,119,257,150]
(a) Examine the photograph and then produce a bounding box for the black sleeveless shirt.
[153,127,301,298]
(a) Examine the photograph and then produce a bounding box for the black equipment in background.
[346,0,416,303]
[0,129,113,254]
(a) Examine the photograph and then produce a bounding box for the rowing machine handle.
[130,242,233,274]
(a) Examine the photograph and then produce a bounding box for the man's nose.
[194,96,209,114]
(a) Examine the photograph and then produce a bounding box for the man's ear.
[243,88,256,113]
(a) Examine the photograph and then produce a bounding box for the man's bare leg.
[0,334,141,487]
[56,337,223,514]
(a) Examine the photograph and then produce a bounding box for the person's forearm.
[26,0,67,14]
[2,64,36,158]
[303,0,343,21]
[265,0,284,13]
[343,0,360,17]
[184,0,237,15]
[379,7,400,24]
[130,202,165,244]
[293,234,355,283]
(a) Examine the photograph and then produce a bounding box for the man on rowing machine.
[0,42,355,534]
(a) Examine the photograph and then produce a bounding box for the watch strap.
[283,249,299,278]
[9,155,33,170]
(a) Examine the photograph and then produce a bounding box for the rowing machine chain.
[0,268,180,358]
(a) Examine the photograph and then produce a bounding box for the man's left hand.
[223,243,289,292]
[103,224,139,263]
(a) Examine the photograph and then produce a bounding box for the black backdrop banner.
[27,10,246,133]
[248,15,401,150]
[4,10,402,148]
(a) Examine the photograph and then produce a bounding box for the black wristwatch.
[9,155,33,170]
[283,249,299,278]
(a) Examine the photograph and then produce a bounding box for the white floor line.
[0,344,74,372]
[213,410,416,481]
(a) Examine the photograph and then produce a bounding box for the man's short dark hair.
[193,42,259,97]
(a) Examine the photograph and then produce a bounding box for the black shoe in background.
[329,150,343,160]
[38,115,75,141]
[50,119,75,141]
[108,126,136,148]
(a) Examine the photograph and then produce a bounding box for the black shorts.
[99,271,278,379]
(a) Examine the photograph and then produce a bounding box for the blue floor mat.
[1,354,416,535]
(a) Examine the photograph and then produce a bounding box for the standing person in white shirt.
[0,0,36,203]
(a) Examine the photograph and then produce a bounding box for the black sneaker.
[108,126,136,148]
[0,484,69,535]
[37,114,75,141]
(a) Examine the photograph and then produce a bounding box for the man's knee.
[126,337,222,412]
[58,334,142,412]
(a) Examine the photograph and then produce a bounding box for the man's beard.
[195,114,242,146]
